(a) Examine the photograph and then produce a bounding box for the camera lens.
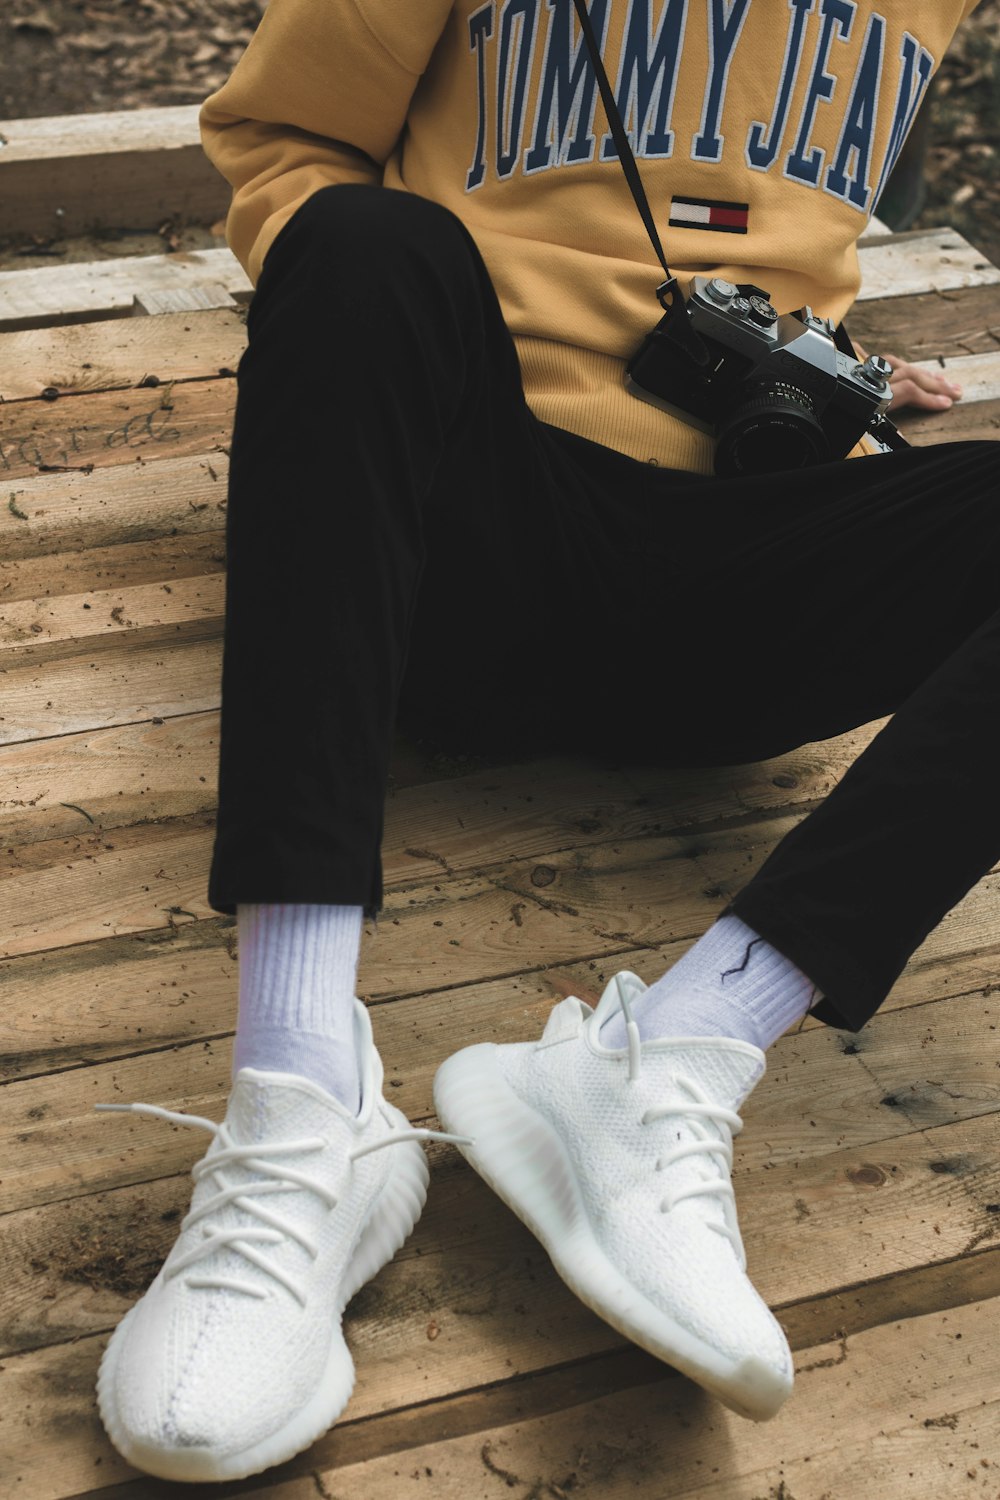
[714,382,830,476]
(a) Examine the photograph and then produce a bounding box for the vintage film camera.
[626,276,898,478]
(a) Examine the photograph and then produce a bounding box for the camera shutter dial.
[745,295,778,328]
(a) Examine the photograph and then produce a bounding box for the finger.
[907,366,963,398]
[881,352,963,401]
[895,361,964,398]
[888,378,952,413]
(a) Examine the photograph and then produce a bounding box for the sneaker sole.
[97,1122,429,1483]
[434,1044,792,1423]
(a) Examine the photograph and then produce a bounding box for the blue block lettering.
[692,0,752,162]
[746,0,815,171]
[785,0,856,185]
[466,3,495,191]
[601,0,690,161]
[496,0,540,180]
[824,12,885,210]
[525,0,610,172]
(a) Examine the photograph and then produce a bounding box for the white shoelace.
[616,983,745,1253]
[96,1098,469,1304]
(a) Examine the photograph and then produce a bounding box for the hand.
[853,343,964,413]
[881,352,964,413]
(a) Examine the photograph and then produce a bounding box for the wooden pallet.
[2,108,1000,1500]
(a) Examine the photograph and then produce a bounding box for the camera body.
[626,276,894,477]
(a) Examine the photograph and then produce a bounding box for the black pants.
[208,184,1000,1034]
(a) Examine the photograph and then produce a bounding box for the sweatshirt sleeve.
[198,0,453,286]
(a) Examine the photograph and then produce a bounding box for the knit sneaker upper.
[109,1071,400,1453]
[494,973,792,1380]
[96,1000,454,1469]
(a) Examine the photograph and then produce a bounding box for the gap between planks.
[1,282,995,406]
[0,228,996,332]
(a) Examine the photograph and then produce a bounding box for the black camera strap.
[570,0,707,363]
[570,0,672,295]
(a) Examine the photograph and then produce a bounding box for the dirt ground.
[0,0,998,264]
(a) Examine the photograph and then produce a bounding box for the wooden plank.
[884,362,1000,449]
[2,1105,997,1428]
[130,284,236,317]
[1,810,717,966]
[0,307,246,404]
[0,228,991,335]
[0,451,229,564]
[6,998,1000,1300]
[0,252,989,418]
[0,793,876,966]
[898,394,1000,446]
[292,1298,1000,1500]
[0,249,252,333]
[0,637,221,749]
[1,696,882,846]
[848,282,1000,364]
[909,350,1000,403]
[0,811,221,962]
[0,529,226,609]
[0,711,224,851]
[0,573,225,654]
[71,1245,1000,1500]
[856,227,1000,302]
[0,378,235,483]
[0,106,229,239]
[0,916,236,1083]
[0,106,202,165]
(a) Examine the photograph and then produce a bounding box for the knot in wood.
[847,1164,888,1188]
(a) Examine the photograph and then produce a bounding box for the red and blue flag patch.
[668,196,749,234]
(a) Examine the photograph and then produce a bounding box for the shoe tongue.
[592,970,648,1026]
[226,1069,348,1146]
[184,1073,346,1290]
[644,1037,766,1111]
[591,971,766,1109]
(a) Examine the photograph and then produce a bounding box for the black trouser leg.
[614,438,1000,1031]
[207,184,648,917]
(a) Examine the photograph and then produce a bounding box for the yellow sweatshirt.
[199,0,978,474]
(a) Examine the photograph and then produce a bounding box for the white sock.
[233,902,364,1112]
[600,913,822,1053]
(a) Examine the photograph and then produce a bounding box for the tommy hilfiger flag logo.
[669,196,749,234]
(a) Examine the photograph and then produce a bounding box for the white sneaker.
[433,970,794,1421]
[96,1001,464,1482]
